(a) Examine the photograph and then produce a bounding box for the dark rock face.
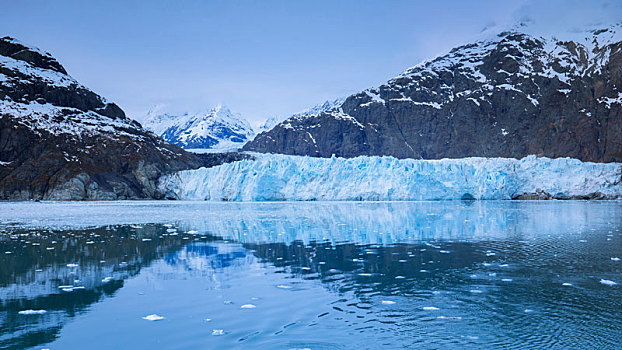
[0,36,246,200]
[245,28,622,162]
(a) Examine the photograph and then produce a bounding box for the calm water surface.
[0,201,620,349]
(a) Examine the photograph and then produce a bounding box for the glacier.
[158,154,622,201]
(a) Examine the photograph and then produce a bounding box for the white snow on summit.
[139,104,255,152]
[159,154,622,201]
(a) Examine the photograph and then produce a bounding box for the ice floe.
[18,309,47,315]
[600,279,617,286]
[142,314,165,321]
[423,306,440,311]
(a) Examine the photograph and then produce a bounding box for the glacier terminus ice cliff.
[159,154,622,201]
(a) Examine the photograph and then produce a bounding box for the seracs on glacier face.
[159,154,622,201]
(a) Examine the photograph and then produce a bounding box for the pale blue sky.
[0,0,618,125]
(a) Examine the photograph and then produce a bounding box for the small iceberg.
[423,306,440,311]
[212,329,225,336]
[600,279,617,286]
[240,304,256,309]
[437,316,462,320]
[381,300,396,305]
[18,309,47,315]
[276,284,292,289]
[142,314,165,321]
[562,282,572,286]
[102,277,113,283]
[66,263,79,268]
[611,257,620,261]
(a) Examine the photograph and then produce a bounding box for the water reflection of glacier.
[0,202,619,349]
[184,201,622,245]
[2,201,620,245]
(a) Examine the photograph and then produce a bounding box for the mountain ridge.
[0,36,246,200]
[243,24,622,162]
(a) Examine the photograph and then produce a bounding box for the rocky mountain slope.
[256,97,346,133]
[139,105,254,152]
[0,36,247,200]
[244,24,622,162]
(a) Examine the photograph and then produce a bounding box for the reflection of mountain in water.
[0,224,189,350]
[163,241,249,273]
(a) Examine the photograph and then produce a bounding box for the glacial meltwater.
[0,201,620,349]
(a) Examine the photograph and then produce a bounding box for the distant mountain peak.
[139,104,254,152]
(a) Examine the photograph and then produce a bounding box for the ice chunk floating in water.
[423,306,440,311]
[142,314,165,321]
[159,154,622,201]
[600,279,617,286]
[18,309,47,315]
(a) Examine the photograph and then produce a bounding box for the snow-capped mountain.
[140,105,254,152]
[0,36,239,200]
[256,97,346,134]
[244,22,622,162]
